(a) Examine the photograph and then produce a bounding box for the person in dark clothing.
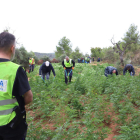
[62,56,75,84]
[81,58,84,63]
[87,56,90,64]
[39,61,56,80]
[97,57,100,62]
[0,32,33,140]
[78,58,80,63]
[104,66,118,77]
[123,64,135,76]
[29,58,32,73]
[93,57,94,62]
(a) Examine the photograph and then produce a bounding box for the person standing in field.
[93,57,94,62]
[31,58,35,72]
[85,56,90,64]
[97,57,100,62]
[88,56,91,63]
[29,57,32,73]
[104,66,118,77]
[0,32,33,140]
[85,56,87,63]
[39,61,56,80]
[62,56,75,84]
[123,64,135,76]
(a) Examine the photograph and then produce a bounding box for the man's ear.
[10,45,15,52]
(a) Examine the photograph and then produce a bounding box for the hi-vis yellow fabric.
[64,59,73,68]
[0,61,19,126]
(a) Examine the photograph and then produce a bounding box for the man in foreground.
[62,56,75,84]
[0,32,33,140]
[123,64,135,76]
[104,66,118,77]
[39,61,56,80]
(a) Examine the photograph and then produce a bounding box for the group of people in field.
[0,32,75,139]
[78,56,90,63]
[78,56,101,63]
[39,56,75,84]
[0,31,136,140]
[105,64,135,77]
[39,55,136,85]
[39,55,135,87]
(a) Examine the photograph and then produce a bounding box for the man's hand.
[64,67,66,70]
[72,67,74,70]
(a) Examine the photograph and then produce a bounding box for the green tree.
[103,47,119,62]
[70,47,83,62]
[40,55,50,62]
[13,46,28,68]
[13,46,38,69]
[58,54,66,62]
[91,47,103,59]
[55,36,72,58]
[111,24,140,66]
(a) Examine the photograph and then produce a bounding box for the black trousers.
[32,64,35,71]
[0,119,28,140]
[29,64,35,73]
[29,65,31,73]
[65,69,72,84]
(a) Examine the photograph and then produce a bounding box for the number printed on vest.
[0,80,8,92]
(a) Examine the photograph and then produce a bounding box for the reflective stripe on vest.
[0,108,13,115]
[0,98,17,106]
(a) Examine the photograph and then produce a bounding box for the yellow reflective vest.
[0,61,19,126]
[64,59,73,68]
[29,59,32,65]
[32,58,35,64]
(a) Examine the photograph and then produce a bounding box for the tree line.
[55,24,140,67]
[3,24,140,71]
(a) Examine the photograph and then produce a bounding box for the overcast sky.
[0,0,140,55]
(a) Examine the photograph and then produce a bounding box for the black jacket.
[97,58,100,62]
[104,66,118,77]
[39,62,55,76]
[62,59,75,69]
[123,64,135,76]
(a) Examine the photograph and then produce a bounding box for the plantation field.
[26,63,140,140]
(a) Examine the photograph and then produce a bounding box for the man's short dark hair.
[0,32,15,51]
[126,66,131,70]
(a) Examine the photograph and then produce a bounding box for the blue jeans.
[65,69,72,84]
[42,72,50,80]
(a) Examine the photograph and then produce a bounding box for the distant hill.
[34,52,55,60]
